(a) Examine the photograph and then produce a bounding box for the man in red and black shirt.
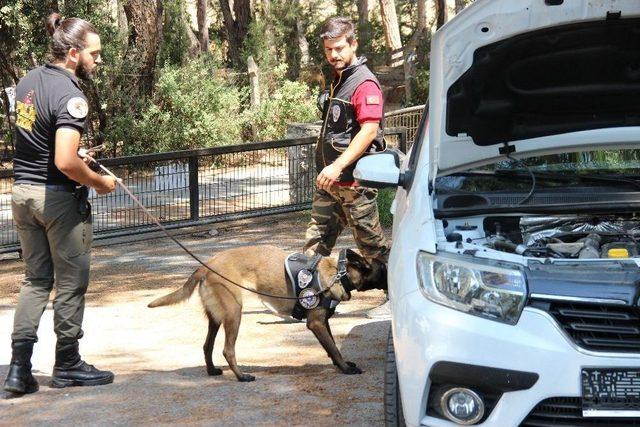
[304,17,390,289]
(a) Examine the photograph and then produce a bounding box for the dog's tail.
[147,266,207,308]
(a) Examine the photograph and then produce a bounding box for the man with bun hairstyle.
[3,13,117,395]
[303,17,391,318]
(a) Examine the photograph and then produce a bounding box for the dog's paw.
[207,367,223,376]
[341,363,363,375]
[237,374,255,382]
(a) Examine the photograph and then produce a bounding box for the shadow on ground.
[0,321,389,426]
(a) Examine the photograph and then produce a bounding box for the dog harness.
[284,251,355,320]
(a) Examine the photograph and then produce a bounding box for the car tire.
[384,327,407,427]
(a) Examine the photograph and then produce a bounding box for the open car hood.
[429,0,640,177]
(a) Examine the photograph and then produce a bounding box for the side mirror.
[354,151,404,189]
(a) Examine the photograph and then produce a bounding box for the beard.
[76,57,96,81]
[330,53,355,72]
[331,60,347,71]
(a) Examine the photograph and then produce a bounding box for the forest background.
[0,0,474,158]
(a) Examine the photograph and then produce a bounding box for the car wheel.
[384,327,406,427]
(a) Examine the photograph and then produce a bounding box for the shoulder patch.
[366,95,380,105]
[67,97,88,119]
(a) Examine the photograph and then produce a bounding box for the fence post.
[189,156,199,221]
[247,56,260,108]
[286,123,321,204]
[398,127,407,153]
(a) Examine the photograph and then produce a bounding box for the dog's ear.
[346,249,371,271]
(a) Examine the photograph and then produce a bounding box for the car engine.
[444,215,640,259]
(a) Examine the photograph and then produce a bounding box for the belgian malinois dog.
[148,245,387,382]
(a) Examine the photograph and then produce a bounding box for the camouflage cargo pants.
[303,185,390,263]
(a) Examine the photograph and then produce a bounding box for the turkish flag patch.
[366,95,380,105]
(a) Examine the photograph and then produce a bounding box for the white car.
[355,1,640,426]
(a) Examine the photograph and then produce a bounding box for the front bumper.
[392,291,640,427]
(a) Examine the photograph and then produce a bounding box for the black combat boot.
[3,340,39,394]
[51,340,114,388]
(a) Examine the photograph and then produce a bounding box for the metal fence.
[385,104,425,148]
[0,137,316,253]
[0,106,425,253]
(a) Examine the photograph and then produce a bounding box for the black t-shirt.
[13,63,88,185]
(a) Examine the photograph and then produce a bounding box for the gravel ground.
[0,211,390,426]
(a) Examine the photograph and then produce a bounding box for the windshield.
[436,149,640,193]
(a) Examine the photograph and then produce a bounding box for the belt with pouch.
[44,184,76,192]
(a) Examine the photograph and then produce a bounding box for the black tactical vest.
[316,57,386,183]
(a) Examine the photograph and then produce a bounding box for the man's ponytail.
[45,13,97,61]
[45,12,62,37]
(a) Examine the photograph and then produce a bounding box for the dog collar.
[337,249,355,293]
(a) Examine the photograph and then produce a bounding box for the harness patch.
[284,252,340,320]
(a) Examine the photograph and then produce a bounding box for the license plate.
[582,368,640,417]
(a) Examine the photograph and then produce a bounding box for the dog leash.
[79,150,341,301]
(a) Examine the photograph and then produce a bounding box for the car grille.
[520,397,640,426]
[537,301,640,353]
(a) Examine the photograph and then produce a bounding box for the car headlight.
[417,252,527,325]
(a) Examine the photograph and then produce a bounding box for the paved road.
[0,211,390,426]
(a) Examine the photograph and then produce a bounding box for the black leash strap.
[83,155,338,301]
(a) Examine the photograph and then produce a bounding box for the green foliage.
[241,19,274,71]
[0,1,52,82]
[157,0,191,67]
[377,188,396,228]
[245,65,319,141]
[407,31,432,106]
[122,58,318,154]
[411,69,430,105]
[1,0,424,156]
[124,57,245,154]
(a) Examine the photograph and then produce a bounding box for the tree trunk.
[358,0,368,28]
[357,0,370,47]
[179,2,201,59]
[455,0,467,13]
[446,0,456,20]
[0,51,18,84]
[403,0,427,102]
[219,0,252,67]
[115,0,128,49]
[197,0,209,53]
[123,0,164,96]
[435,0,446,29]
[378,0,403,67]
[84,81,107,145]
[262,0,271,17]
[296,20,310,67]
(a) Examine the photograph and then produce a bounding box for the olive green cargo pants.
[10,184,92,343]
[303,185,390,263]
